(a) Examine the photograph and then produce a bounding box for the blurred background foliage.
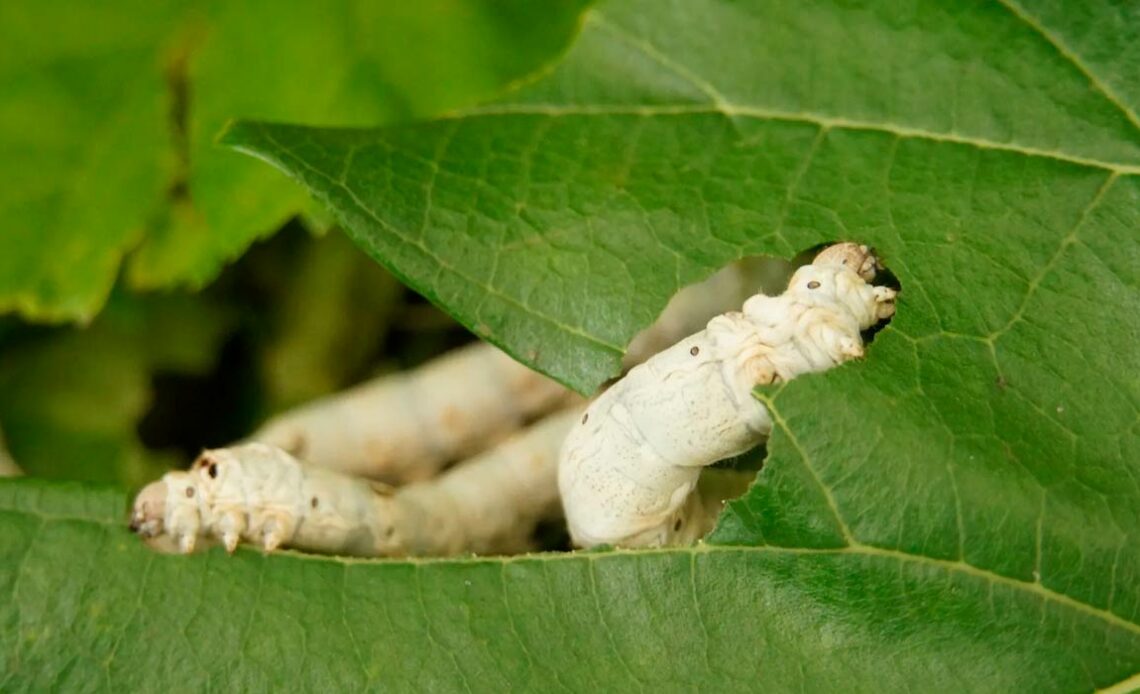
[0,0,590,488]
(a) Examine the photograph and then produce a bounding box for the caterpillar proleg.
[558,243,897,549]
[251,341,575,484]
[130,409,578,557]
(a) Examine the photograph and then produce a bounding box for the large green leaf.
[2,479,1138,692]
[0,0,187,321]
[4,0,1139,690]
[0,0,589,322]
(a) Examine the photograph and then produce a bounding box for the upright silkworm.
[558,243,897,549]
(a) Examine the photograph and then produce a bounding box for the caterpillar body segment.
[558,243,897,549]
[623,256,792,369]
[391,408,576,555]
[131,409,579,558]
[252,341,574,485]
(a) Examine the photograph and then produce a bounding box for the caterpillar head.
[812,242,881,280]
[129,480,168,538]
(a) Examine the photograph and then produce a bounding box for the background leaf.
[0,0,590,322]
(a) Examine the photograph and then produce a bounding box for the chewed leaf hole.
[614,242,901,545]
[623,253,796,370]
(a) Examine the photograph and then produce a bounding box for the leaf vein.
[245,126,625,359]
[458,104,1140,174]
[995,0,1140,136]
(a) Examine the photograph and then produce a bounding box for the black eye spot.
[673,518,683,532]
[185,487,195,498]
[807,280,821,289]
[581,413,589,425]
[689,346,700,356]
[311,497,319,509]
[208,463,218,479]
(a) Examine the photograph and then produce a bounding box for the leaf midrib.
[456,103,1140,175]
[452,3,1140,175]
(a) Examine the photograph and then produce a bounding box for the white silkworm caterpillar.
[558,243,897,549]
[130,409,578,557]
[251,341,576,484]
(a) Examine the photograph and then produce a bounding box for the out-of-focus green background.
[0,0,590,488]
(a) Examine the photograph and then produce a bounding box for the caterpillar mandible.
[558,242,897,549]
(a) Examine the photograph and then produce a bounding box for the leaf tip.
[214,119,257,150]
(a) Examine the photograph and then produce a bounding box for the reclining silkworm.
[130,409,577,557]
[129,242,894,558]
[558,243,897,549]
[251,341,575,484]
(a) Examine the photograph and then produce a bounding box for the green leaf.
[0,0,187,321]
[0,293,234,487]
[2,477,1138,692]
[211,0,1140,687]
[221,0,1140,390]
[0,0,590,322]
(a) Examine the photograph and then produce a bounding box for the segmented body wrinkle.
[131,410,578,557]
[130,243,895,557]
[252,341,574,484]
[558,243,896,548]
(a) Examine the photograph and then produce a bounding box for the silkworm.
[251,341,576,484]
[558,243,897,549]
[130,409,578,557]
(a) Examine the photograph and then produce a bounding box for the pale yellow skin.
[252,341,575,484]
[130,410,578,558]
[558,244,896,549]
[130,242,896,558]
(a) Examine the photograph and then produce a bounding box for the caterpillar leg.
[130,409,578,558]
[559,242,898,549]
[872,285,898,320]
